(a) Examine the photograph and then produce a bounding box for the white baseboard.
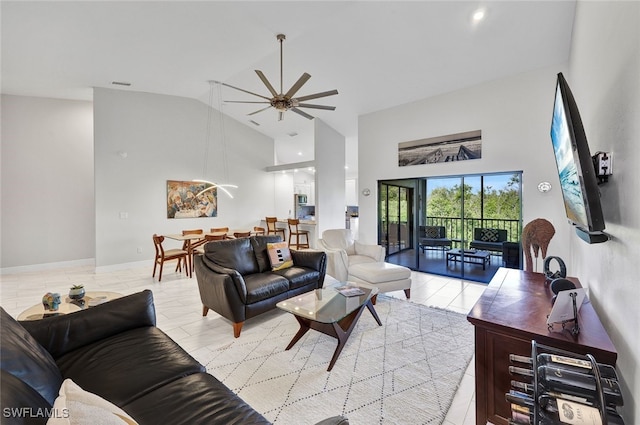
[1,259,154,275]
[0,258,95,275]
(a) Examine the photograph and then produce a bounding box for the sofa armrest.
[354,241,385,262]
[19,290,156,360]
[314,416,350,425]
[198,254,248,303]
[291,249,327,286]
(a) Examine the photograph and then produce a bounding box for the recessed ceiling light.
[473,9,485,22]
[288,132,298,137]
[111,81,131,86]
[249,120,260,126]
[298,152,303,156]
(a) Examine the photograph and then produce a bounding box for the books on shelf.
[336,286,365,297]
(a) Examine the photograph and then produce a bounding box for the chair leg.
[202,305,209,316]
[232,322,244,338]
[371,294,378,305]
[158,261,164,282]
[152,260,158,278]
[404,288,411,299]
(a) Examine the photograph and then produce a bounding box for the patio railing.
[425,216,522,245]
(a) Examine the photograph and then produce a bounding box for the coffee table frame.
[278,286,382,371]
[446,248,491,270]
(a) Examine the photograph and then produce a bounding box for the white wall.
[93,88,275,268]
[1,95,94,269]
[358,65,571,257]
[568,2,640,422]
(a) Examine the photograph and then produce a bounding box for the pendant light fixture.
[195,80,237,198]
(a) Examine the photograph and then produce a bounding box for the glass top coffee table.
[276,283,382,371]
[18,291,123,321]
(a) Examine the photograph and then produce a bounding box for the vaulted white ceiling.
[1,1,576,175]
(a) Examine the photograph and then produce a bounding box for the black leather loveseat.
[194,235,327,338]
[0,290,347,425]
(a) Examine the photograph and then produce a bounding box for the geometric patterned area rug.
[201,295,475,425]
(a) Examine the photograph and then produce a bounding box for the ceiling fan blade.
[248,105,273,116]
[220,82,271,101]
[291,107,315,120]
[225,101,270,104]
[255,70,278,97]
[278,111,285,121]
[297,103,336,111]
[294,89,339,102]
[284,73,311,99]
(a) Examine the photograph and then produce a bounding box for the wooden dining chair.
[182,229,206,273]
[265,217,286,240]
[210,227,229,234]
[253,226,266,236]
[233,231,251,238]
[194,233,227,255]
[152,234,188,282]
[287,219,310,249]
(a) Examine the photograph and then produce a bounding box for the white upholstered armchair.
[317,229,385,281]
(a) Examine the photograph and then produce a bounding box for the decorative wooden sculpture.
[522,218,556,272]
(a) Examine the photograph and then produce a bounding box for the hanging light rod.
[192,179,238,199]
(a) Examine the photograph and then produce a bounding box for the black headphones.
[544,256,567,283]
[550,278,577,305]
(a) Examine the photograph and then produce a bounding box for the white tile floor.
[0,265,486,425]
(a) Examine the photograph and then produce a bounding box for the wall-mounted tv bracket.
[592,151,612,184]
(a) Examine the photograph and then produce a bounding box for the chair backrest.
[152,234,165,258]
[233,231,251,238]
[474,228,508,242]
[204,233,226,241]
[420,225,446,239]
[265,217,279,232]
[253,226,266,235]
[182,229,203,236]
[287,219,300,232]
[210,227,229,234]
[320,229,356,255]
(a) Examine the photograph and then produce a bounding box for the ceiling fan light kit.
[222,33,338,122]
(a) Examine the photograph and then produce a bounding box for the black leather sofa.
[194,235,327,338]
[0,290,347,425]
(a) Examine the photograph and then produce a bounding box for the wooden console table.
[467,267,617,425]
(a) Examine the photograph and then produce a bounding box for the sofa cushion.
[250,235,284,272]
[267,241,293,271]
[55,327,204,407]
[275,266,321,290]
[121,373,270,425]
[48,379,138,425]
[243,273,289,304]
[204,238,259,275]
[347,254,378,267]
[0,369,51,425]
[0,308,63,406]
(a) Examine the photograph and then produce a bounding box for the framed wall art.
[398,130,482,167]
[166,180,217,219]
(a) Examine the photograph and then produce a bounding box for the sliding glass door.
[379,182,414,263]
[381,171,522,283]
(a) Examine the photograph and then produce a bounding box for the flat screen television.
[550,72,607,243]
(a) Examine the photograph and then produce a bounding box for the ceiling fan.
[220,34,338,121]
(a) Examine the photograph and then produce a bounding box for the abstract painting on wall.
[398,130,482,166]
[167,180,217,219]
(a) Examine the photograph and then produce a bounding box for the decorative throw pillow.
[425,226,441,238]
[480,228,500,242]
[267,242,294,271]
[47,379,138,425]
